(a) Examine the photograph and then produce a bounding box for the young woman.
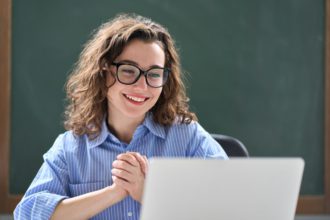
[14,14,228,220]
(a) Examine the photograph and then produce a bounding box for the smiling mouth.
[123,94,149,103]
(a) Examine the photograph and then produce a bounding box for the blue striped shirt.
[14,114,228,219]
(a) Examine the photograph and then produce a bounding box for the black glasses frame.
[111,62,170,88]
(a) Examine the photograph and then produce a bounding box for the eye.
[122,68,136,75]
[118,64,138,76]
[147,69,163,79]
[148,72,161,78]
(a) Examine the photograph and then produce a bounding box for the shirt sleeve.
[188,122,229,160]
[14,134,70,219]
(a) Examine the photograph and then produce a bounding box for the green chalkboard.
[10,0,325,195]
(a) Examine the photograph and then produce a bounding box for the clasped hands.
[111,152,149,203]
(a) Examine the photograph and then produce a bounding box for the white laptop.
[140,158,304,220]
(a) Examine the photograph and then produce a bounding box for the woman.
[14,13,228,220]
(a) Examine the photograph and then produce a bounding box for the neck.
[107,112,145,143]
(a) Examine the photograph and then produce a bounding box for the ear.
[104,70,116,88]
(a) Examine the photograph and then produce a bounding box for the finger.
[141,155,148,165]
[111,168,135,183]
[128,152,148,175]
[117,153,140,167]
[143,155,149,174]
[112,160,136,174]
[131,152,149,173]
[112,175,130,190]
[127,152,144,162]
[143,155,148,163]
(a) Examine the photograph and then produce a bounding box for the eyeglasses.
[110,62,170,88]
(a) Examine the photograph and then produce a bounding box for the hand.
[111,152,149,203]
[108,181,129,202]
[128,152,149,177]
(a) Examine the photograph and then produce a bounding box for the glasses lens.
[117,64,140,84]
[146,68,167,87]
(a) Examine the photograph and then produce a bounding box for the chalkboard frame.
[0,0,329,214]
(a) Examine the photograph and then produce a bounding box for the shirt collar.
[86,113,166,148]
[86,118,109,149]
[142,113,166,139]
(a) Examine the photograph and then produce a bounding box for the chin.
[124,110,149,120]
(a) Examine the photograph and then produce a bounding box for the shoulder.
[167,119,228,159]
[163,120,214,148]
[166,120,207,137]
[57,130,85,148]
[44,130,87,158]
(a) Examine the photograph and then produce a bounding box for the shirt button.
[127,212,133,217]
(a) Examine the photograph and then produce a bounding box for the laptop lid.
[140,158,304,220]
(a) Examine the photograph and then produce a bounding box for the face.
[106,39,165,122]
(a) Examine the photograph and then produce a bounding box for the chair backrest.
[210,133,249,157]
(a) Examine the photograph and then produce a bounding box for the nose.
[134,74,148,90]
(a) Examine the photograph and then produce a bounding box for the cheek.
[152,89,162,101]
[106,82,121,102]
[106,72,116,87]
[106,88,114,103]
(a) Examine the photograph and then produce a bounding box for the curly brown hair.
[64,13,197,138]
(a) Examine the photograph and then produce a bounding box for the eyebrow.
[116,59,165,69]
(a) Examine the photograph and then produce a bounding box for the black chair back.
[211,133,249,157]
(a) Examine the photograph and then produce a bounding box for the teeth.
[125,94,146,102]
